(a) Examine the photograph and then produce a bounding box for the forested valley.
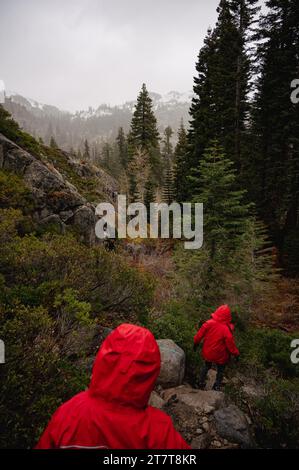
[0,0,299,449]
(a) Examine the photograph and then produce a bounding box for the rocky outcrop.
[0,133,117,244]
[68,159,118,201]
[149,340,256,449]
[153,383,254,449]
[157,339,185,388]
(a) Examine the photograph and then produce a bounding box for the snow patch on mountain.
[5,90,192,120]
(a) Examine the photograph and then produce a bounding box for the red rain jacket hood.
[211,304,232,324]
[194,305,239,365]
[89,322,161,408]
[36,324,190,449]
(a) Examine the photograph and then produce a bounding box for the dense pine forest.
[0,0,299,449]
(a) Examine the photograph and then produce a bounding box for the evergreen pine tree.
[161,126,175,204]
[46,123,54,146]
[251,0,299,262]
[162,126,174,160]
[101,142,113,170]
[116,127,128,168]
[119,169,130,197]
[188,0,258,193]
[230,0,260,165]
[128,84,161,183]
[83,139,90,160]
[174,121,189,202]
[127,148,150,203]
[162,162,175,205]
[191,140,251,258]
[144,178,155,218]
[50,136,58,149]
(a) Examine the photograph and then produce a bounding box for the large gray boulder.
[214,404,255,448]
[157,339,185,388]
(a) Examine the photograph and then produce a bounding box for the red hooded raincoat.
[36,323,190,449]
[194,305,239,365]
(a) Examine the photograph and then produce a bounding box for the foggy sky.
[0,0,220,112]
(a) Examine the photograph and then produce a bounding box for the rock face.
[214,405,254,448]
[157,339,185,388]
[0,133,117,244]
[151,348,256,449]
[69,159,118,201]
[161,385,234,449]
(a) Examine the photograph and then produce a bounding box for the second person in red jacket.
[194,305,239,391]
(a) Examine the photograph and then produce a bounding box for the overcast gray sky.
[0,0,220,112]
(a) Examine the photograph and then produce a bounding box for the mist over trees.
[3,0,298,273]
[1,0,299,451]
[99,0,298,274]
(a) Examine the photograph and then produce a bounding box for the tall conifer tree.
[188,0,258,195]
[251,0,299,263]
[191,140,251,259]
[128,84,160,174]
[116,127,128,168]
[174,121,189,202]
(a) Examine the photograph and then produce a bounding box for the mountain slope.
[3,91,192,150]
[0,105,117,244]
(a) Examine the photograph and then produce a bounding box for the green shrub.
[149,300,204,383]
[0,205,156,447]
[254,378,299,448]
[0,304,89,448]
[0,170,34,212]
[172,218,277,328]
[0,105,43,156]
[236,328,299,379]
[0,218,155,322]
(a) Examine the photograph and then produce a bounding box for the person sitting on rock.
[36,323,190,450]
[193,305,240,391]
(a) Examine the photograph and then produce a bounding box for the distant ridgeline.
[3,90,192,151]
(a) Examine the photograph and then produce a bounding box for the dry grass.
[124,239,176,308]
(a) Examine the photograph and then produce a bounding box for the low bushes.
[0,207,155,448]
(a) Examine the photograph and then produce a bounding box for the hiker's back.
[36,324,190,450]
[36,390,187,449]
[201,318,232,365]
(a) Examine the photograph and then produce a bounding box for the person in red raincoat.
[36,323,190,449]
[194,305,239,391]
